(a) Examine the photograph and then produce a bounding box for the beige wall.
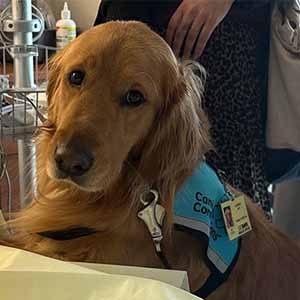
[48,0,101,31]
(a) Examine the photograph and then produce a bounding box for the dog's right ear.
[132,61,212,213]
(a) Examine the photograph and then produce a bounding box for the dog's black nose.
[54,144,94,177]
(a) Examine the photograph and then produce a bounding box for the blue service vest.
[173,162,241,297]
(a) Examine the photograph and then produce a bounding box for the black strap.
[196,239,242,298]
[174,224,241,298]
[39,225,174,271]
[195,272,227,299]
[156,249,172,269]
[38,227,97,240]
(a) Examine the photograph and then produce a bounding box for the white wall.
[48,0,101,31]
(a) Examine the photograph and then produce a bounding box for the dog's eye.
[69,71,85,86]
[121,90,145,107]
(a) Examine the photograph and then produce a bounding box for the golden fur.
[1,21,300,299]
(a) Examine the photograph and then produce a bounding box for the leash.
[137,189,172,269]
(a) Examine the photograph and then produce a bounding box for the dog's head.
[42,21,211,195]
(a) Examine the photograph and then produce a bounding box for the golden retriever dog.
[2,21,300,299]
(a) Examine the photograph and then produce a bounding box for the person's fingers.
[165,7,183,48]
[167,0,233,59]
[171,11,196,57]
[192,19,216,60]
[182,12,206,59]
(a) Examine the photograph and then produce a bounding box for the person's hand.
[165,0,234,59]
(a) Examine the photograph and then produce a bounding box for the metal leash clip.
[138,189,166,252]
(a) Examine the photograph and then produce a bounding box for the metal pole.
[18,139,36,208]
[11,0,36,208]
[11,0,35,88]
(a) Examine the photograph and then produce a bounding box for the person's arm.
[165,0,273,60]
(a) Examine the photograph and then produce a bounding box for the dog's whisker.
[124,160,147,186]
[123,159,151,201]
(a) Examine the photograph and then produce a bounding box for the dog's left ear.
[44,47,71,128]
[135,61,212,206]
[47,50,65,102]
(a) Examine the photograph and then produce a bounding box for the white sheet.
[0,246,201,300]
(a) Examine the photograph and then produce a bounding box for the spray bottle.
[56,2,76,50]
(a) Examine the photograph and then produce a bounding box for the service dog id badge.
[221,196,252,241]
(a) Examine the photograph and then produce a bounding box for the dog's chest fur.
[21,217,210,292]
